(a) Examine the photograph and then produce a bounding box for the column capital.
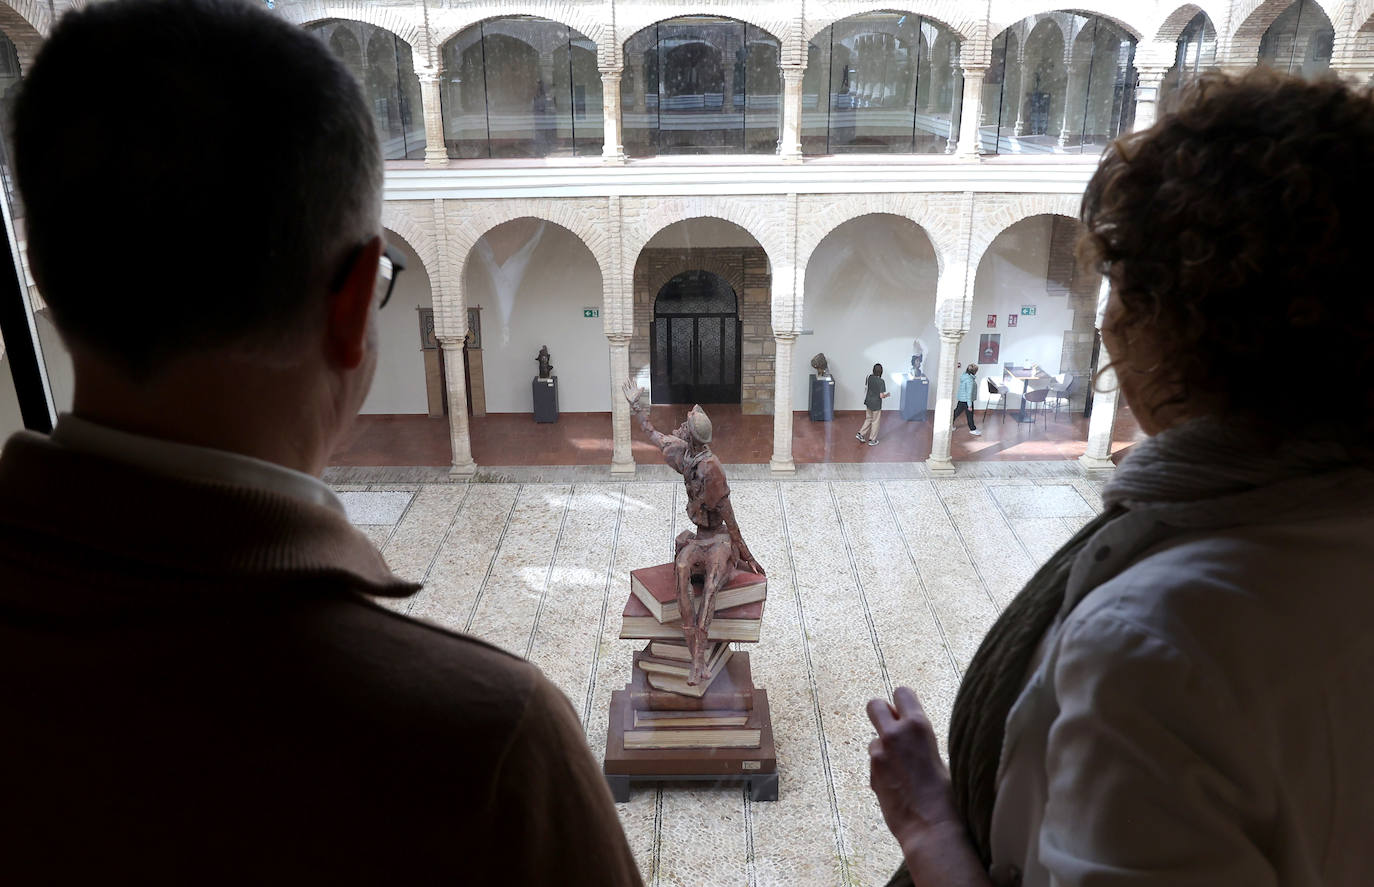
[598,66,623,79]
[606,333,632,345]
[437,337,465,352]
[773,331,800,342]
[957,64,989,78]
[938,330,966,345]
[417,68,440,85]
[781,64,806,81]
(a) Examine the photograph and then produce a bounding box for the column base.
[449,459,477,479]
[1077,453,1116,476]
[778,149,803,165]
[769,456,796,474]
[602,148,626,164]
[610,458,636,475]
[424,151,449,168]
[925,456,956,476]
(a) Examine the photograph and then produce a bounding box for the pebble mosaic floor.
[336,463,1107,887]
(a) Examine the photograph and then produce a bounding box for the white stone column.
[770,334,797,472]
[1079,344,1120,473]
[925,331,963,475]
[945,66,964,153]
[955,66,986,157]
[440,338,477,477]
[1132,65,1169,132]
[779,65,805,162]
[418,70,448,167]
[609,334,635,473]
[600,68,626,162]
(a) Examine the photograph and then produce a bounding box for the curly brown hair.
[1079,69,1374,450]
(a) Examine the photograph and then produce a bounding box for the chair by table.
[1022,387,1050,427]
[983,378,1009,423]
[1047,373,1076,420]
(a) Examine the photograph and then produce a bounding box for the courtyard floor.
[330,405,1145,468]
[335,461,1107,886]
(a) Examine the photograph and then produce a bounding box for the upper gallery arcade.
[2,0,1370,477]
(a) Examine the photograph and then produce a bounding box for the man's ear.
[324,236,384,370]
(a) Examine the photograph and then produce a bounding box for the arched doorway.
[650,270,742,404]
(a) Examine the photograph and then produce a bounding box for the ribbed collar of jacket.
[0,430,419,598]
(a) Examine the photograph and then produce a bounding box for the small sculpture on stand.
[536,345,553,379]
[910,338,927,379]
[810,352,832,380]
[622,381,765,685]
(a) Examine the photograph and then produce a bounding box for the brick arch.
[641,255,747,304]
[989,3,1146,42]
[1152,3,1222,42]
[0,0,49,72]
[1358,0,1374,30]
[381,203,437,287]
[430,4,608,61]
[802,2,982,43]
[966,194,1083,287]
[622,199,785,281]
[1230,0,1336,63]
[616,6,795,55]
[277,2,424,56]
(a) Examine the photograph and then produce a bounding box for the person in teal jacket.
[954,363,982,435]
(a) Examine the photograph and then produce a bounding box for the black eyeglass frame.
[330,241,406,309]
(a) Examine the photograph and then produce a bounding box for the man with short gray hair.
[0,1,642,882]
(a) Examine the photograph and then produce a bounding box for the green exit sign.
[583,307,599,318]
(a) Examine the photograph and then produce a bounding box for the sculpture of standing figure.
[910,338,927,379]
[536,345,553,379]
[622,380,765,684]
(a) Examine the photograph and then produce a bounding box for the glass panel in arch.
[440,24,490,158]
[1160,13,1217,114]
[980,29,1010,153]
[800,35,832,153]
[567,32,604,156]
[825,13,922,152]
[621,26,659,157]
[1078,19,1136,154]
[657,17,747,154]
[312,21,425,160]
[744,25,781,154]
[473,18,574,158]
[1259,0,1334,80]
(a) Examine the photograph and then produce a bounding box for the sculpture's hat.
[688,406,713,443]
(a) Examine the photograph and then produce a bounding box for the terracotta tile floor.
[330,404,1145,467]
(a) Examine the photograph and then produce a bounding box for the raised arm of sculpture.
[622,380,689,473]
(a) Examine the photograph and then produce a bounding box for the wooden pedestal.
[603,689,777,802]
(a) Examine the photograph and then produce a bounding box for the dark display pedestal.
[899,376,929,421]
[808,374,835,421]
[532,376,558,423]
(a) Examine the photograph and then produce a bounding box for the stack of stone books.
[603,563,778,802]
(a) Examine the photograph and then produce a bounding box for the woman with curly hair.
[867,69,1374,887]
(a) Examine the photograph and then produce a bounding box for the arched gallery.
[1,1,1370,884]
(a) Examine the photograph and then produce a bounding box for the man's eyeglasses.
[377,243,405,310]
[331,241,407,309]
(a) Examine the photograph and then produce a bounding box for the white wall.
[465,218,609,413]
[793,214,940,411]
[962,215,1075,406]
[360,235,432,414]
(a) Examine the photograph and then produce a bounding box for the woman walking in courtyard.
[857,363,890,446]
[866,70,1374,887]
[953,363,981,436]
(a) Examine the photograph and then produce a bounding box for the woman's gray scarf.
[885,419,1364,885]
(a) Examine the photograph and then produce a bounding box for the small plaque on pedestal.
[808,373,835,421]
[532,376,558,423]
[900,376,929,421]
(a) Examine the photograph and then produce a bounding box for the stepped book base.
[604,689,778,802]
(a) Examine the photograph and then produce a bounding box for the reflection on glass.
[1160,13,1217,113]
[311,21,425,160]
[803,13,962,154]
[981,14,1136,155]
[440,17,603,159]
[1259,0,1333,80]
[622,18,781,157]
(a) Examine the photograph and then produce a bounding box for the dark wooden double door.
[650,270,742,404]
